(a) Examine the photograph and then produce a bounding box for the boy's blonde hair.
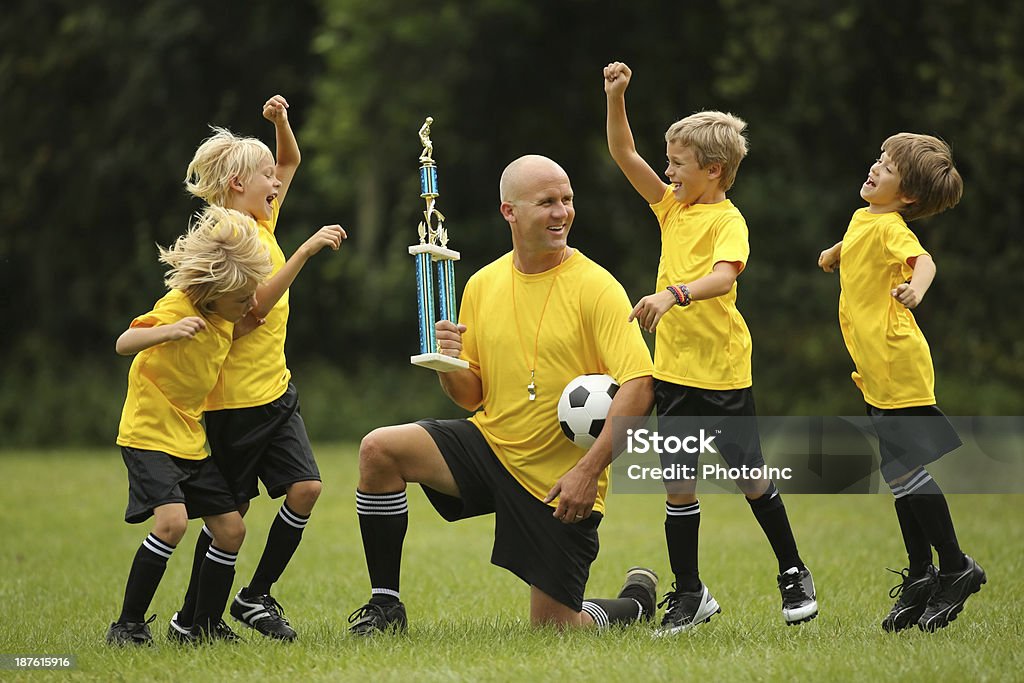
[665,111,749,191]
[159,206,272,312]
[881,133,963,222]
[185,126,274,207]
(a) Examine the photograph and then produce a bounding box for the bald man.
[348,155,656,634]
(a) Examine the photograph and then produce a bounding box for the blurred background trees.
[3,0,1022,446]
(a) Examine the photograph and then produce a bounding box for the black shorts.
[417,418,602,612]
[867,404,962,482]
[654,380,765,472]
[120,447,238,524]
[205,383,320,505]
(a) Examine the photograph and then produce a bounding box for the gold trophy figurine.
[408,117,468,371]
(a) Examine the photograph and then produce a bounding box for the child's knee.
[206,513,246,552]
[151,505,189,545]
[286,479,322,513]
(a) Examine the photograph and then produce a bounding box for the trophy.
[408,117,470,371]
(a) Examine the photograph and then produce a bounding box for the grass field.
[1,446,1021,681]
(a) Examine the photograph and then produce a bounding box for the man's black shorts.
[867,404,962,482]
[654,380,765,473]
[120,447,238,524]
[417,418,601,612]
[205,383,320,505]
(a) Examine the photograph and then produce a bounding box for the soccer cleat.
[617,567,659,621]
[191,618,242,643]
[918,555,986,632]
[167,611,196,644]
[347,600,408,636]
[881,565,938,632]
[778,566,819,625]
[105,615,156,646]
[230,591,297,641]
[655,583,721,635]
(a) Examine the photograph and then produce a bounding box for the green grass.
[0,446,1021,681]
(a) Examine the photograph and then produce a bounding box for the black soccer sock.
[176,525,213,628]
[665,501,702,592]
[747,482,804,574]
[581,598,644,628]
[118,533,175,623]
[889,480,933,576]
[192,545,238,632]
[902,470,965,573]
[356,489,409,601]
[244,502,309,598]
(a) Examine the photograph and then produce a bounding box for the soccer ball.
[557,374,619,449]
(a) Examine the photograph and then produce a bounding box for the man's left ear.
[499,201,516,222]
[706,163,723,180]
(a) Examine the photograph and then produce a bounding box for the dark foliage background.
[2,0,1021,446]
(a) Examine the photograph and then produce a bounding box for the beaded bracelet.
[666,284,692,307]
[679,283,692,307]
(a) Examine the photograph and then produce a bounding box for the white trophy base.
[410,353,470,372]
[408,244,461,260]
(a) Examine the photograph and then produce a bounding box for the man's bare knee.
[359,428,407,491]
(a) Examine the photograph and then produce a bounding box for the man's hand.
[544,465,599,524]
[435,320,467,358]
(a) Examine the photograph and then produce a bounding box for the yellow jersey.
[116,289,234,459]
[462,250,654,513]
[650,188,752,389]
[205,199,290,410]
[838,208,935,408]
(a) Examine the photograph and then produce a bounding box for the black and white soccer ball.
[557,374,619,449]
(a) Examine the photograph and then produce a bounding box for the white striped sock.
[666,501,700,517]
[581,600,610,629]
[902,469,934,495]
[356,490,409,516]
[143,533,175,560]
[278,503,309,529]
[205,545,238,567]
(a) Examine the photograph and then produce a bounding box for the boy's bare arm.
[604,62,666,205]
[818,240,843,272]
[892,254,935,309]
[251,224,347,319]
[263,94,300,207]
[115,317,207,355]
[628,261,740,333]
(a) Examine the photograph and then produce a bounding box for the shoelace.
[257,594,287,619]
[779,573,809,602]
[125,614,157,637]
[657,583,691,618]
[348,603,386,625]
[886,567,912,600]
[212,619,238,639]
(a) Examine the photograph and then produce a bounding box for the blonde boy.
[172,96,345,642]
[604,61,817,633]
[818,133,984,632]
[108,208,271,645]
